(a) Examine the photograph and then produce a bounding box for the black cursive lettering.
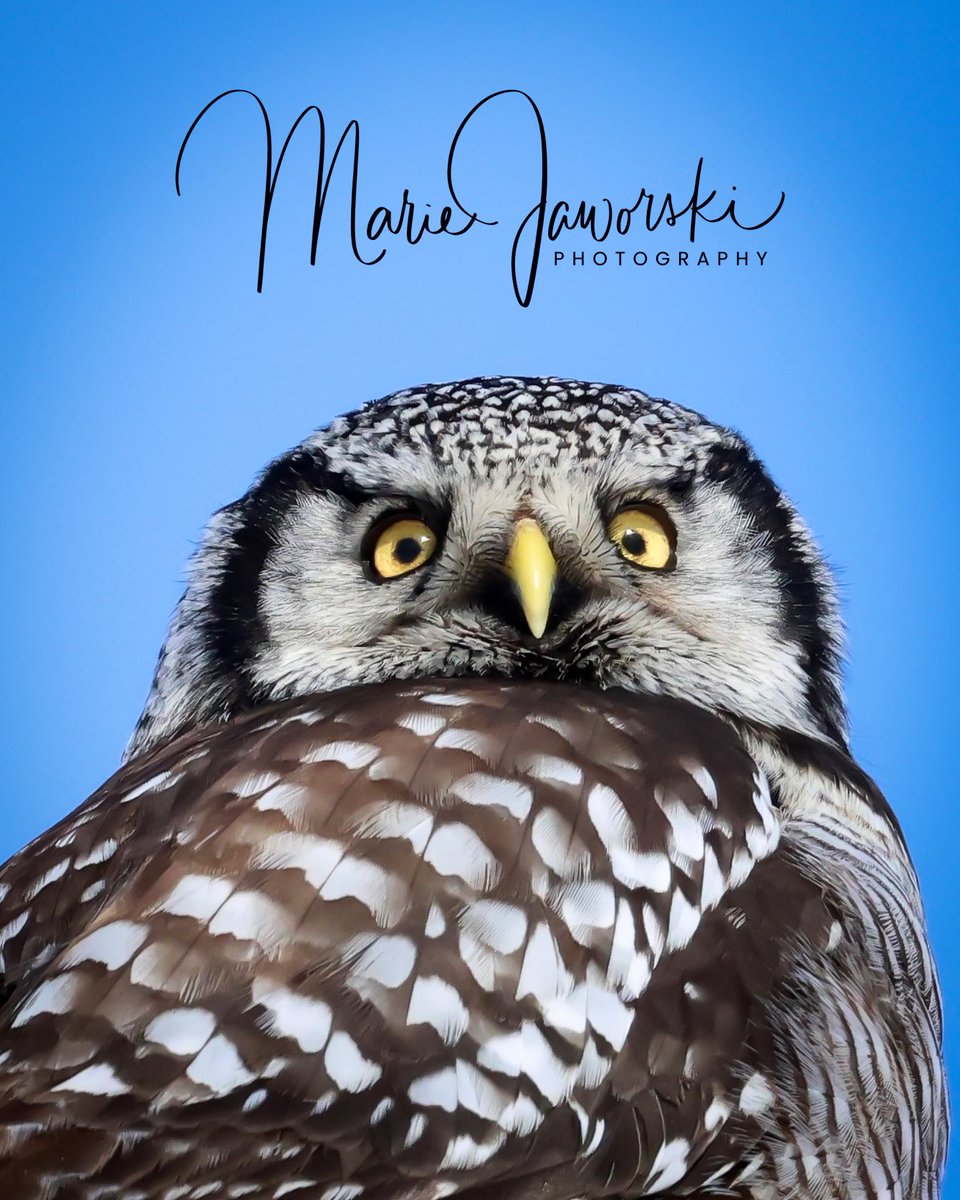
[176,90,785,305]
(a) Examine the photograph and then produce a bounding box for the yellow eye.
[367,516,438,580]
[608,505,676,571]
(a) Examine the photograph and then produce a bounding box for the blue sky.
[1,0,957,1187]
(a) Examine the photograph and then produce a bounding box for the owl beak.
[505,519,557,639]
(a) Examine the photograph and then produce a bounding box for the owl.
[0,377,946,1200]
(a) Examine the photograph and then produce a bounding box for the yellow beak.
[504,518,557,639]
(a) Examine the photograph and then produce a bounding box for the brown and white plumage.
[0,378,946,1198]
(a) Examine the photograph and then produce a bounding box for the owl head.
[127,377,845,760]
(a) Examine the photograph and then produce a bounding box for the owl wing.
[744,731,948,1199]
[0,680,902,1199]
[0,725,226,1005]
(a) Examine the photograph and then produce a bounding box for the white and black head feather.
[127,377,845,760]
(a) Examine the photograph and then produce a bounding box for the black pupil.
[394,536,423,564]
[622,529,647,556]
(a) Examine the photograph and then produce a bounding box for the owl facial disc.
[127,376,846,760]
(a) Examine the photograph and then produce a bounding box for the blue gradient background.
[1,0,957,1189]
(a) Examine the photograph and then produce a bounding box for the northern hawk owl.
[0,378,946,1199]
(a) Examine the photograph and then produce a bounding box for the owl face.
[129,378,845,758]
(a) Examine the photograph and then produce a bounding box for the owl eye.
[365,515,438,581]
[608,505,676,571]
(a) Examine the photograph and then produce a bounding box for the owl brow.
[346,486,453,533]
[260,451,445,518]
[355,487,448,512]
[598,468,695,511]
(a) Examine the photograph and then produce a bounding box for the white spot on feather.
[302,740,378,768]
[404,1113,427,1147]
[645,1137,692,1193]
[516,921,572,1006]
[231,770,281,798]
[450,773,533,821]
[728,848,756,888]
[477,1022,573,1104]
[686,763,718,806]
[425,903,446,937]
[663,802,705,862]
[576,1035,610,1089]
[408,1065,457,1111]
[121,771,182,804]
[569,1099,590,1141]
[586,783,632,847]
[252,982,333,1052]
[208,891,292,947]
[157,875,234,921]
[523,754,583,786]
[407,976,469,1044]
[63,920,149,970]
[546,984,633,1050]
[531,807,589,877]
[187,1034,254,1093]
[310,1090,336,1113]
[397,711,447,736]
[540,984,586,1038]
[700,845,727,910]
[73,840,117,869]
[704,1095,732,1131]
[526,713,571,737]
[740,1072,775,1115]
[460,900,527,954]
[454,1059,505,1119]
[25,858,70,900]
[80,879,107,902]
[440,1131,505,1169]
[53,1063,128,1096]
[0,911,28,947]
[349,802,434,854]
[321,857,407,925]
[583,1117,606,1156]
[254,782,311,820]
[12,971,82,1025]
[348,934,417,988]
[498,1093,543,1135]
[745,820,772,859]
[424,824,500,890]
[324,1031,381,1091]
[459,929,497,991]
[606,899,636,988]
[434,728,490,754]
[145,1008,216,1056]
[642,903,665,957]
[255,832,342,883]
[317,1186,363,1200]
[242,1088,268,1112]
[558,881,616,939]
[666,889,701,952]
